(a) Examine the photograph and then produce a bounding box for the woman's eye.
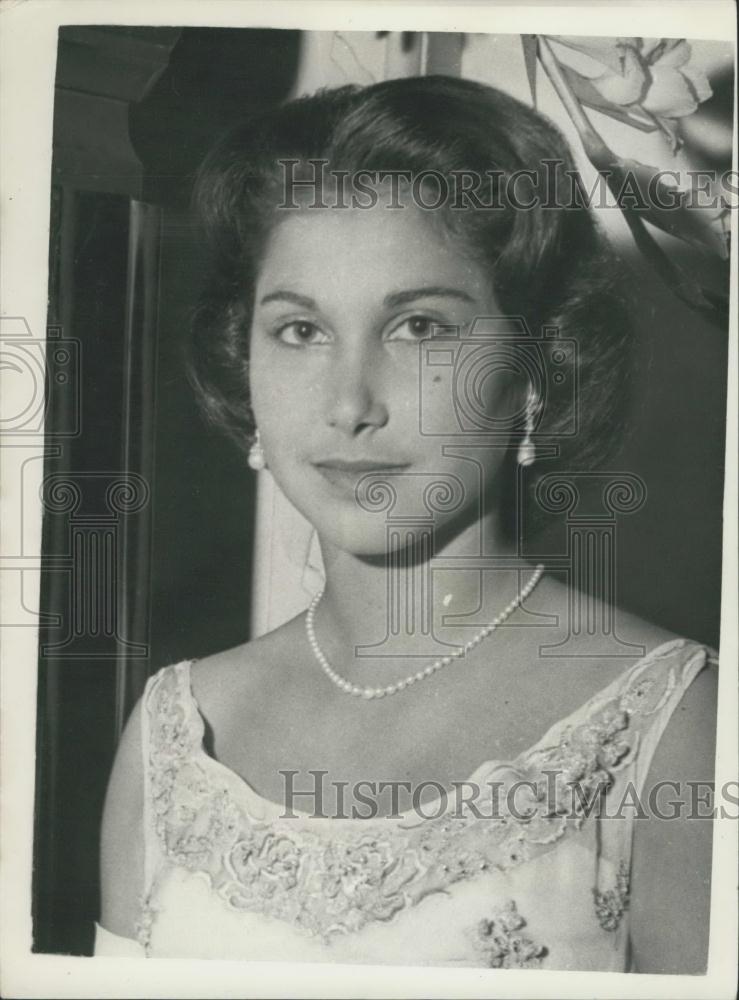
[275,321,329,346]
[388,315,435,341]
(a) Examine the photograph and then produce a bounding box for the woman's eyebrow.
[259,286,477,310]
[384,287,476,307]
[259,290,317,309]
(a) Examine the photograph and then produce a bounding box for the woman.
[97,76,717,972]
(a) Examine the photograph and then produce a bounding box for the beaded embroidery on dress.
[94,638,713,968]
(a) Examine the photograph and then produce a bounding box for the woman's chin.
[314,513,448,562]
[314,517,399,560]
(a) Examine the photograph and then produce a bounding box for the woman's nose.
[325,346,388,435]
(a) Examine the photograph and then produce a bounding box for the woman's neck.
[312,514,535,685]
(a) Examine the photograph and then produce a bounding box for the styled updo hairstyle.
[189,75,634,482]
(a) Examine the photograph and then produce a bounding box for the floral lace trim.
[135,889,157,954]
[139,641,703,944]
[593,859,631,932]
[468,900,547,969]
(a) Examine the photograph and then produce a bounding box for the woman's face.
[249,199,522,557]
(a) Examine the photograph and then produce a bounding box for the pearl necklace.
[305,563,545,699]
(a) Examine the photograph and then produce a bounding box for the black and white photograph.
[1,2,737,997]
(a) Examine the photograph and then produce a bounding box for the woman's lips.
[313,459,411,491]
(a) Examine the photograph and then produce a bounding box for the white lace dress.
[95,638,714,969]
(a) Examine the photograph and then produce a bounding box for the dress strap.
[621,641,715,802]
[598,642,714,849]
[139,661,198,895]
[587,641,715,937]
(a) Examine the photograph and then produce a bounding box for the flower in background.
[547,36,713,147]
[532,33,729,327]
[637,39,712,117]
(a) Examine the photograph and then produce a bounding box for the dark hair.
[189,75,634,477]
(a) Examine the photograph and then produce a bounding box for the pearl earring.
[247,429,267,471]
[517,396,537,467]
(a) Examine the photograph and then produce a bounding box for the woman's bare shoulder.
[523,572,688,694]
[535,572,682,649]
[189,611,308,716]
